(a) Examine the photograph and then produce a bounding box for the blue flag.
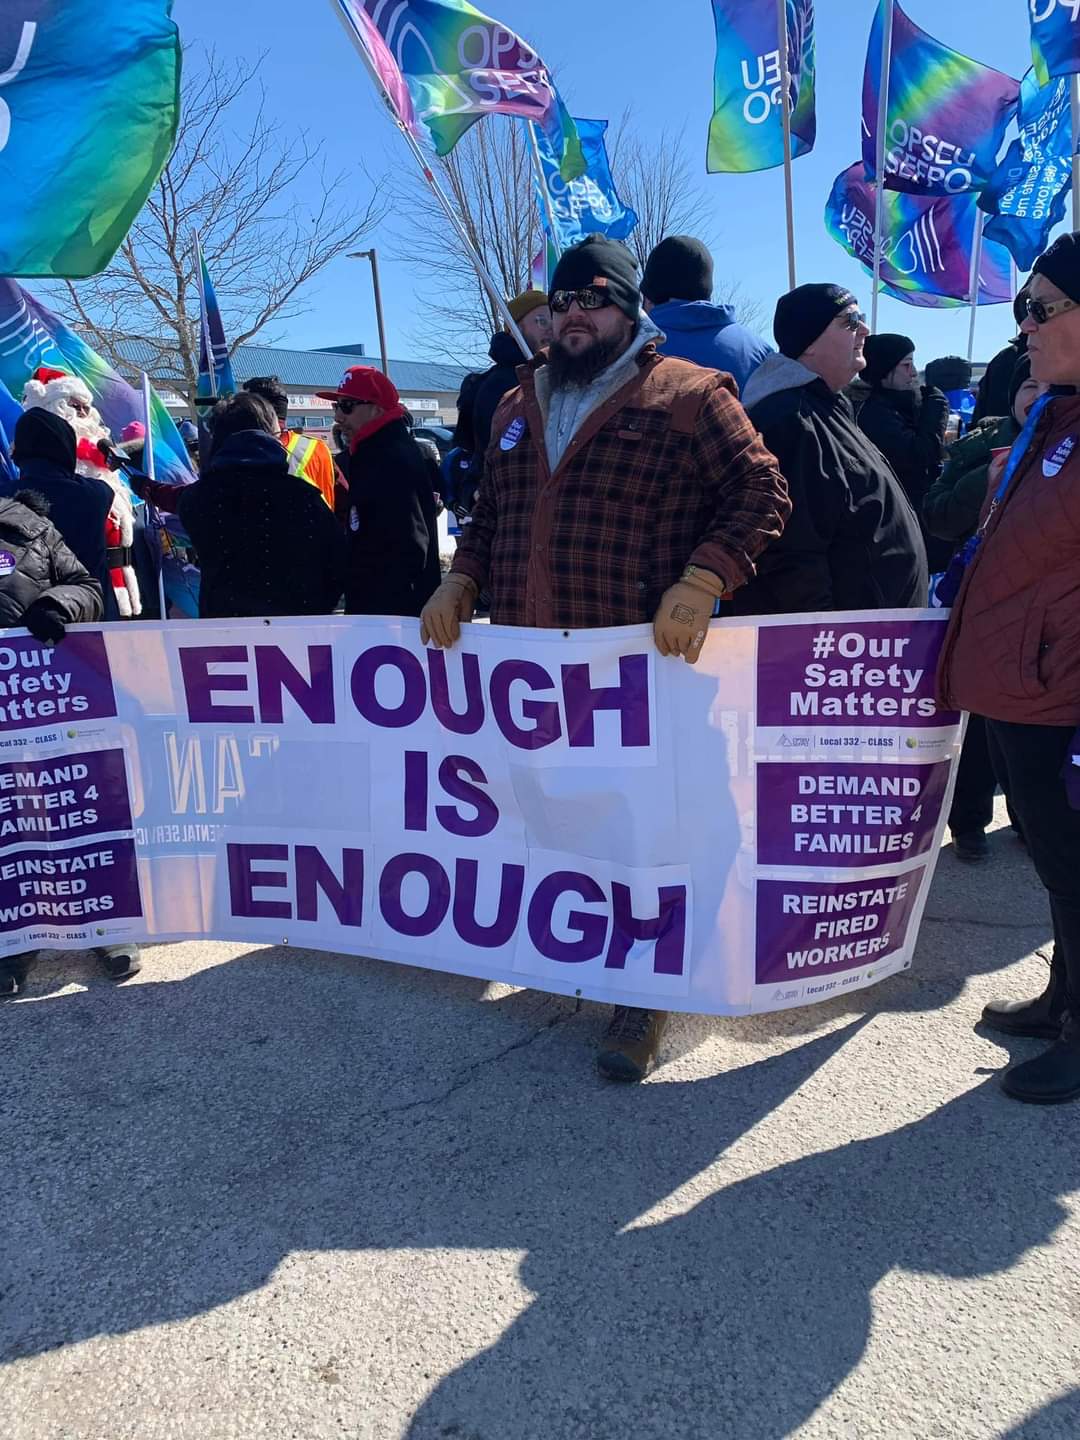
[0,378,21,487]
[532,117,637,251]
[196,238,236,405]
[1031,0,1080,85]
[980,70,1072,270]
[707,0,816,173]
[0,2,180,277]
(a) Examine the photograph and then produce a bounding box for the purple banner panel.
[757,761,951,867]
[0,632,116,733]
[757,621,956,730]
[756,868,925,985]
[0,836,142,932]
[0,748,132,849]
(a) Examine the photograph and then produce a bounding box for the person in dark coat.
[856,333,950,572]
[466,291,552,496]
[0,488,107,999]
[738,284,927,614]
[11,409,115,617]
[972,288,1030,426]
[131,393,347,619]
[315,367,441,618]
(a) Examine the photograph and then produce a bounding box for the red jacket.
[938,390,1080,725]
[450,345,789,628]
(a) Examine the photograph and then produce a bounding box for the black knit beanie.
[550,234,641,319]
[1032,231,1080,303]
[862,333,915,388]
[642,236,714,305]
[773,283,857,359]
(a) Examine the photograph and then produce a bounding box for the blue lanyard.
[979,391,1053,535]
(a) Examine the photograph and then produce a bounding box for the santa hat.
[22,369,95,412]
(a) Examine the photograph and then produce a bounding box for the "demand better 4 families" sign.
[0,611,963,1015]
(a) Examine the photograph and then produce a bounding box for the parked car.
[414,424,454,457]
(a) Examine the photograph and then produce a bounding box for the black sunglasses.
[550,286,615,314]
[839,309,867,332]
[333,397,361,414]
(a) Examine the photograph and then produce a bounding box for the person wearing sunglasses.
[421,232,789,1085]
[736,284,927,616]
[938,231,1080,1105]
[315,366,441,618]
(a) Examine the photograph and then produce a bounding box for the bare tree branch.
[50,48,390,410]
[391,112,766,362]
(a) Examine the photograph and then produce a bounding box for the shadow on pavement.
[2,947,1077,1438]
[1002,1391,1080,1438]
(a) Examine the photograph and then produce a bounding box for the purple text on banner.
[756,760,951,867]
[755,867,926,984]
[756,621,957,730]
[0,632,116,734]
[0,836,142,932]
[0,748,131,850]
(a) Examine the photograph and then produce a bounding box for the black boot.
[1002,1014,1080,1105]
[981,955,1067,1039]
[953,829,990,864]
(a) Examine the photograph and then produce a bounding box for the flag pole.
[872,0,895,333]
[966,212,984,364]
[526,120,562,288]
[1071,74,1080,228]
[194,231,217,404]
[331,1,530,355]
[141,372,168,621]
[776,0,797,290]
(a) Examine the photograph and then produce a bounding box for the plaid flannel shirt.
[452,344,790,629]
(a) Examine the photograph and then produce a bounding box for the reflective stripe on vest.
[285,431,318,481]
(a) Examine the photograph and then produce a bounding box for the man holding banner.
[421,234,789,1082]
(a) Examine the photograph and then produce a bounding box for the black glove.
[23,602,67,645]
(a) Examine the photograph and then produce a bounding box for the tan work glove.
[420,574,478,648]
[653,568,725,665]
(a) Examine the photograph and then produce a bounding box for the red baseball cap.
[316,365,400,409]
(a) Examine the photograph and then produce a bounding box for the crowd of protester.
[1,228,1078,1105]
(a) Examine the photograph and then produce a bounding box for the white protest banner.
[0,611,962,1015]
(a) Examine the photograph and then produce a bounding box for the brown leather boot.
[597,1006,668,1083]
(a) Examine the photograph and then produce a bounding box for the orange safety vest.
[283,431,335,510]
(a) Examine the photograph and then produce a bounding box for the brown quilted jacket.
[937,390,1080,724]
[450,344,789,629]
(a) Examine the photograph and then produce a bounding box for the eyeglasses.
[550,286,615,314]
[333,397,361,414]
[1024,295,1077,326]
[839,310,868,332]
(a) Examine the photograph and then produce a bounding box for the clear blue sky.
[172,0,1045,366]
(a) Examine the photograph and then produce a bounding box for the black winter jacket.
[857,383,951,571]
[176,431,347,619]
[972,338,1026,426]
[471,332,527,464]
[344,417,441,617]
[0,492,103,629]
[738,355,928,614]
[13,460,115,619]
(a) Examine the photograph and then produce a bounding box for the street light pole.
[349,248,390,377]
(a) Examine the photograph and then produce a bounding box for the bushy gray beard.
[548,331,628,390]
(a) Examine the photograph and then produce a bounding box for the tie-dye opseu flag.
[1030,0,1080,86]
[862,1,1019,197]
[0,279,192,484]
[826,162,1012,308]
[195,238,236,405]
[980,70,1073,271]
[707,0,816,173]
[333,0,584,181]
[0,1,180,278]
[533,117,637,250]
